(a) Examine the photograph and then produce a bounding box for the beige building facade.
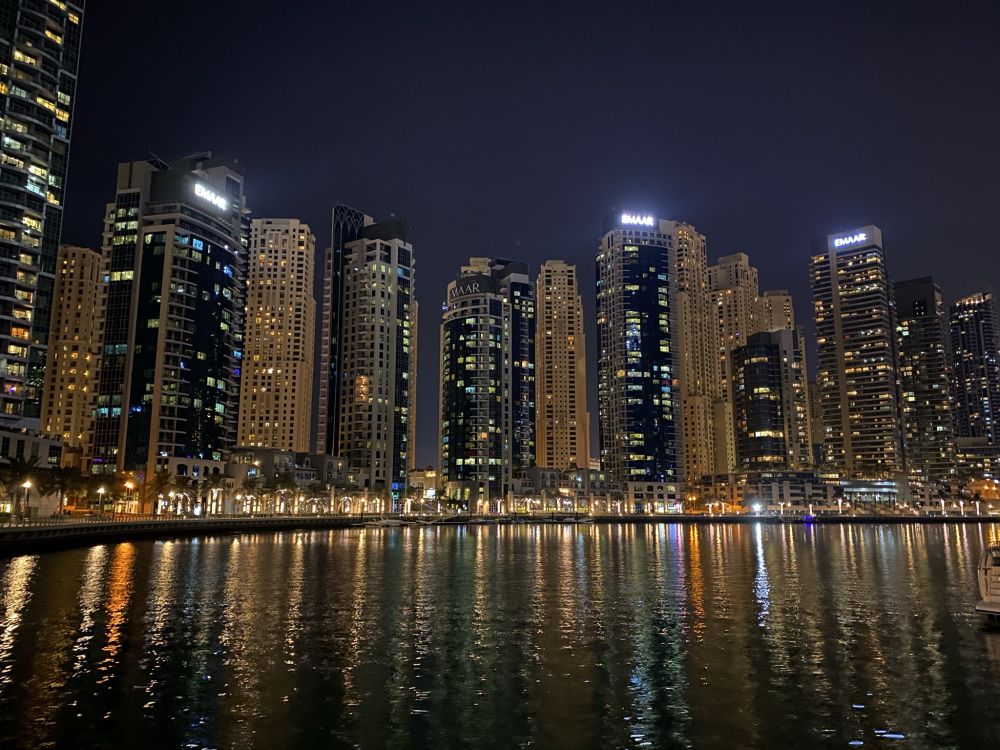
[238,219,316,452]
[40,244,103,468]
[535,260,590,471]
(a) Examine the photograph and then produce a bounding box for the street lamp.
[124,480,134,514]
[98,486,106,516]
[21,480,30,522]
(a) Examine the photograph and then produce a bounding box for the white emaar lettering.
[449,282,481,299]
[621,213,655,227]
[833,232,868,248]
[194,183,228,211]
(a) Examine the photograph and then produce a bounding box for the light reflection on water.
[0,523,999,749]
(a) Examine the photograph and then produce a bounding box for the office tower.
[950,291,1000,444]
[810,225,903,477]
[457,257,535,471]
[0,1,84,422]
[732,329,812,471]
[39,244,101,467]
[536,260,589,471]
[238,219,315,452]
[759,289,795,331]
[90,153,248,475]
[894,277,955,484]
[672,221,719,486]
[440,261,525,507]
[317,204,368,456]
[709,252,761,472]
[335,219,414,492]
[596,211,679,487]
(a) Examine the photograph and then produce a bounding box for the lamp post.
[21,480,30,522]
[124,480,134,515]
[97,486,106,517]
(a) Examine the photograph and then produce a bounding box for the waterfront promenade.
[1,510,998,554]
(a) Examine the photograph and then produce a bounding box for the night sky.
[63,1,1000,467]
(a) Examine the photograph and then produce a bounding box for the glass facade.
[596,215,679,486]
[90,154,247,474]
[0,0,84,422]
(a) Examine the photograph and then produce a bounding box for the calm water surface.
[1,523,999,749]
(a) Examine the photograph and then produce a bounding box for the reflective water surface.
[2,523,1000,749]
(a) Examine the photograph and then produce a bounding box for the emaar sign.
[621,213,655,227]
[833,232,867,248]
[195,183,228,211]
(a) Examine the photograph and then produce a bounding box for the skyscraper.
[317,204,368,456]
[90,154,248,476]
[536,260,589,471]
[440,260,530,507]
[335,219,414,492]
[709,252,761,472]
[732,329,812,471]
[596,212,679,488]
[894,277,955,484]
[949,291,1000,444]
[40,244,101,468]
[810,225,903,478]
[238,219,315,452]
[0,1,84,422]
[673,221,718,488]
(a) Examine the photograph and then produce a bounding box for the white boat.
[976,544,1000,623]
[363,517,406,528]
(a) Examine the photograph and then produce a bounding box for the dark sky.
[63,1,1000,468]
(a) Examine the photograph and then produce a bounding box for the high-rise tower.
[596,211,679,490]
[708,252,762,472]
[317,204,368,456]
[335,220,414,492]
[894,277,955,484]
[949,291,1000,444]
[238,219,315,452]
[40,244,101,468]
[440,260,533,508]
[732,329,812,471]
[535,260,589,471]
[90,154,248,475]
[0,1,85,422]
[810,225,902,478]
[672,221,718,487]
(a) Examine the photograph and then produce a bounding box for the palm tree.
[171,475,191,514]
[38,466,85,516]
[272,470,298,513]
[202,473,229,515]
[240,474,260,513]
[1,457,39,519]
[146,467,173,515]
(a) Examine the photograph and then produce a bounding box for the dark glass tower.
[732,333,785,470]
[90,153,248,475]
[596,212,679,487]
[950,291,1000,444]
[894,277,955,484]
[0,0,84,423]
[438,258,534,508]
[317,204,368,456]
[732,329,812,471]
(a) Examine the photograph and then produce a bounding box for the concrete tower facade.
[810,225,903,478]
[40,244,102,468]
[238,219,315,452]
[535,260,589,471]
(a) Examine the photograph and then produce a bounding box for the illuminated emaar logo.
[621,213,655,227]
[195,183,228,211]
[833,232,867,248]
